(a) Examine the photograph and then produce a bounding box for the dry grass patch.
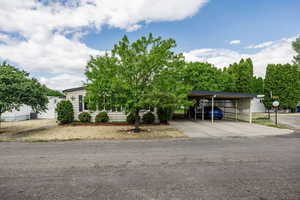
[0,119,57,137]
[0,120,186,142]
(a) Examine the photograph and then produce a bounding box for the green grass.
[252,118,290,129]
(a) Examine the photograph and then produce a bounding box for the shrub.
[126,112,140,124]
[157,107,173,123]
[78,112,91,123]
[95,112,109,123]
[55,100,74,124]
[142,112,155,124]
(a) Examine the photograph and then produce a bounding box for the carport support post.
[194,104,197,121]
[211,96,215,124]
[202,99,204,121]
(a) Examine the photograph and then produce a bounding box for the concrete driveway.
[170,120,293,138]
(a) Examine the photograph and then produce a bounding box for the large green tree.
[85,34,190,132]
[182,62,236,92]
[263,64,300,111]
[225,58,254,93]
[0,62,48,128]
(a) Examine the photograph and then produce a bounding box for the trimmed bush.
[126,112,140,124]
[95,112,109,123]
[55,100,74,124]
[157,107,173,123]
[142,112,155,124]
[78,112,91,123]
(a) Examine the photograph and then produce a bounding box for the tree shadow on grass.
[10,125,57,138]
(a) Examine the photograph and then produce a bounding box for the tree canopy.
[0,62,48,125]
[85,34,190,131]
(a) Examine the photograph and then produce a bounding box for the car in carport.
[196,106,224,120]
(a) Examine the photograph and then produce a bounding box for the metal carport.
[188,90,256,124]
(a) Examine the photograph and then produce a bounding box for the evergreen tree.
[226,58,254,93]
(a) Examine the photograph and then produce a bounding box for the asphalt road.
[0,135,300,200]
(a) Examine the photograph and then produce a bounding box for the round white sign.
[272,101,280,107]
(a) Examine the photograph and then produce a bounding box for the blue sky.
[0,0,299,89]
[82,0,300,52]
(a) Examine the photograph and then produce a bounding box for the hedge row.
[56,101,171,124]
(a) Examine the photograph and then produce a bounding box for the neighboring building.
[1,105,32,122]
[38,96,65,119]
[1,96,65,122]
[63,87,156,122]
[251,97,266,113]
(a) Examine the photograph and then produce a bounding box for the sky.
[0,0,299,90]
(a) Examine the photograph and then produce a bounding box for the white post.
[211,96,214,124]
[235,100,238,121]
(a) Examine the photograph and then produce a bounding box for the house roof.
[62,87,85,93]
[189,90,257,100]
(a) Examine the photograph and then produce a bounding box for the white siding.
[64,89,130,122]
[251,98,266,113]
[38,96,65,119]
[64,89,158,122]
[1,105,32,122]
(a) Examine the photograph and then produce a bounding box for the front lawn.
[0,119,186,142]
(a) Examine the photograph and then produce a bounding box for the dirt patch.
[0,119,186,142]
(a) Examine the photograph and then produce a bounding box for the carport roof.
[189,90,257,100]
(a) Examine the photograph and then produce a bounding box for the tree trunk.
[133,109,140,133]
[267,108,270,119]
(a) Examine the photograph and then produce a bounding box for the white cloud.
[0,0,209,89]
[184,36,298,77]
[39,74,86,90]
[229,40,241,45]
[247,41,274,49]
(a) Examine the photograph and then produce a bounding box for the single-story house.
[62,87,157,122]
[63,87,265,123]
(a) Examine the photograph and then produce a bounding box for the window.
[79,95,83,112]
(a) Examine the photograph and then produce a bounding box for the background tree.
[264,64,300,111]
[46,88,65,97]
[182,62,236,92]
[252,76,264,94]
[85,34,190,132]
[292,35,300,67]
[0,62,48,129]
[225,58,254,93]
